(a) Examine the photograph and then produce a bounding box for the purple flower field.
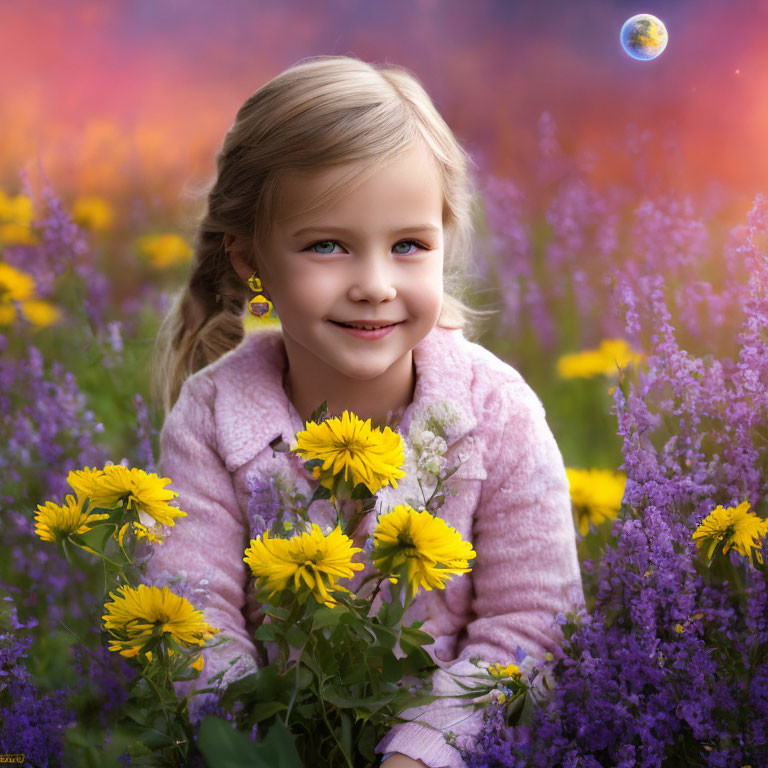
[1,118,766,766]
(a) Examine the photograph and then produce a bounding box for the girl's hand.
[381,755,429,767]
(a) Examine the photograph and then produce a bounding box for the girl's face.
[248,142,445,385]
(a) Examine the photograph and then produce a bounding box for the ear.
[229,250,253,282]
[224,235,252,282]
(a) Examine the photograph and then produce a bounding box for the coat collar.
[209,324,477,474]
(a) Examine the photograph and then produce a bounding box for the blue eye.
[306,239,425,255]
[309,240,338,254]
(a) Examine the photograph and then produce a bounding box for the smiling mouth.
[329,320,401,330]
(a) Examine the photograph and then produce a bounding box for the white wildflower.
[376,400,456,513]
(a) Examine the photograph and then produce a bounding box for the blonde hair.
[151,54,497,415]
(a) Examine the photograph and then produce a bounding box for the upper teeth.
[347,323,389,330]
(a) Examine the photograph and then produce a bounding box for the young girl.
[146,54,585,768]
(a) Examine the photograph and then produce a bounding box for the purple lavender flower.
[462,194,768,767]
[0,623,75,764]
[134,393,157,473]
[245,470,292,539]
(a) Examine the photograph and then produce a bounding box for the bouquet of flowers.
[31,402,546,767]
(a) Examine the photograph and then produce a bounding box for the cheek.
[277,266,337,306]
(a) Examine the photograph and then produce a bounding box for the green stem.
[285,638,307,727]
[315,679,353,768]
[333,498,343,530]
[368,576,386,607]
[157,640,187,764]
[727,557,746,604]
[141,666,187,765]
[416,477,430,508]
[61,539,74,566]
[100,553,132,574]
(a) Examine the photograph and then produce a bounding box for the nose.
[347,252,397,303]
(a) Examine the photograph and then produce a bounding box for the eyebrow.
[290,224,441,238]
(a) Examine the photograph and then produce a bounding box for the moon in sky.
[620,14,669,61]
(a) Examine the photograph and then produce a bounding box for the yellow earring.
[247,272,272,317]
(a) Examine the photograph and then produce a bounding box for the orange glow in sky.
[2,0,766,211]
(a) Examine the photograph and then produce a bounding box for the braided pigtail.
[151,225,249,415]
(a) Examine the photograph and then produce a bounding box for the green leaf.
[309,400,329,422]
[400,627,436,649]
[217,669,262,699]
[356,722,378,761]
[260,716,306,768]
[197,715,303,768]
[351,482,374,500]
[377,598,405,628]
[128,741,154,757]
[253,623,280,643]
[338,612,362,630]
[70,522,117,555]
[311,605,345,630]
[322,686,362,709]
[341,657,367,685]
[285,625,307,649]
[353,692,398,717]
[339,709,353,760]
[246,700,288,723]
[117,701,154,727]
[297,663,314,690]
[366,644,389,659]
[380,650,402,684]
[265,605,291,620]
[400,647,438,676]
[219,665,287,710]
[313,633,339,675]
[371,624,397,650]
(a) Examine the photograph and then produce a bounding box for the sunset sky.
[2,0,766,212]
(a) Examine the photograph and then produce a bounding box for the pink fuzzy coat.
[144,324,585,768]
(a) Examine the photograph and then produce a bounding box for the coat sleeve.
[374,380,586,768]
[142,372,259,723]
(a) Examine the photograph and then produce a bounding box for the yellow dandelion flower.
[0,222,38,246]
[488,662,521,680]
[131,521,165,543]
[243,523,365,608]
[556,339,644,379]
[115,522,130,549]
[692,500,768,560]
[143,647,202,670]
[18,299,61,328]
[292,409,405,496]
[144,648,177,662]
[113,520,165,548]
[136,233,192,269]
[66,465,186,527]
[566,467,626,536]
[597,339,645,371]
[557,349,608,379]
[0,262,35,302]
[102,584,219,658]
[0,191,34,227]
[72,196,114,232]
[371,505,476,602]
[34,493,110,543]
[0,192,36,245]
